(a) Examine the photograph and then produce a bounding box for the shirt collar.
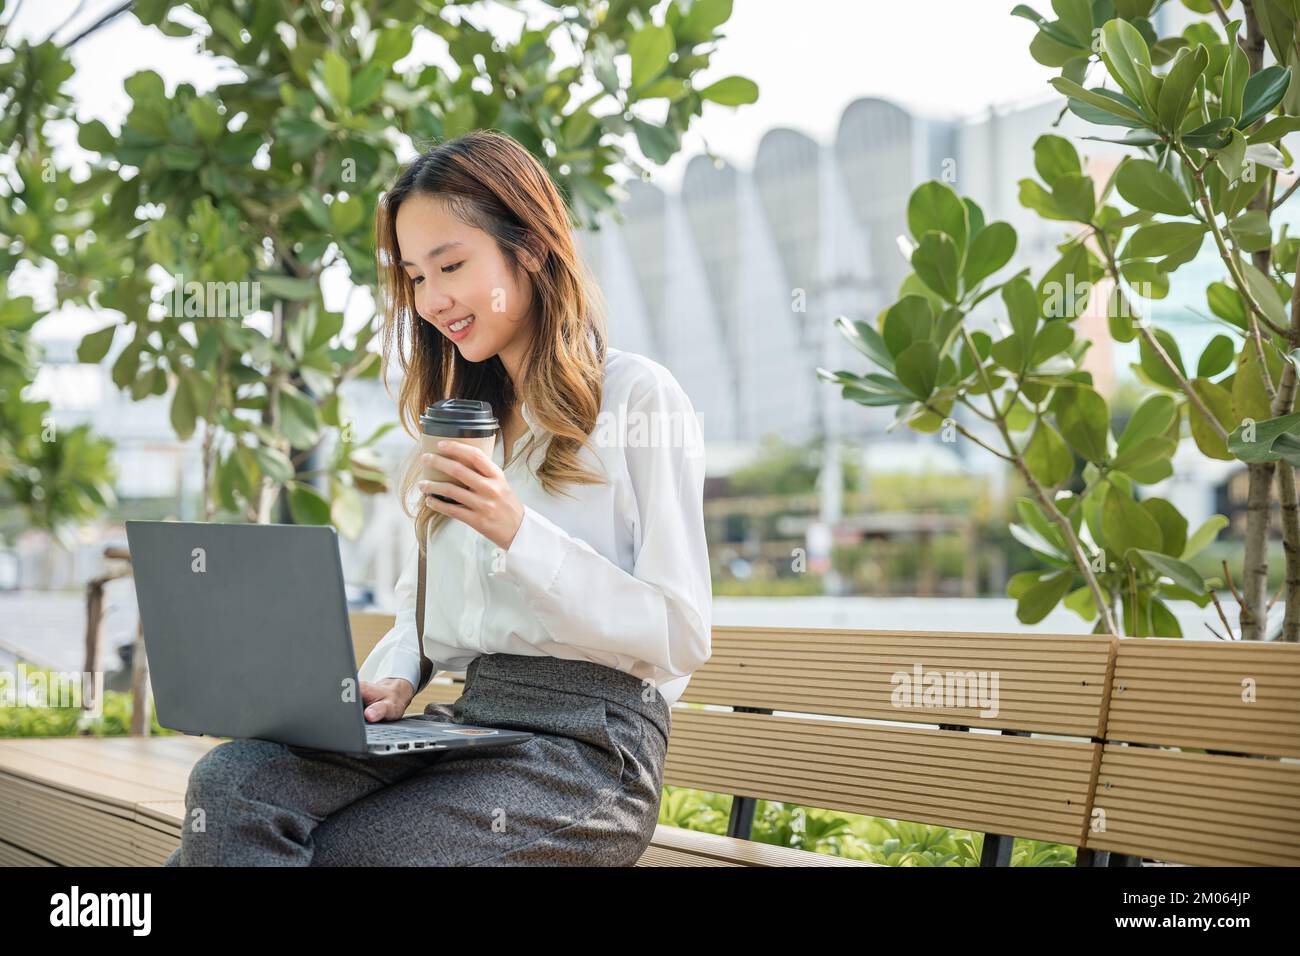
[520,400,545,438]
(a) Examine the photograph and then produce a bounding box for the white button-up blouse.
[357,346,712,708]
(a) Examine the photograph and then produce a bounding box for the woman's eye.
[441,261,463,274]
[409,275,424,285]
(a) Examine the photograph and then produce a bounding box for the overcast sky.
[8,0,1056,188]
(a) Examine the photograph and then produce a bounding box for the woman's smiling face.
[395,192,539,364]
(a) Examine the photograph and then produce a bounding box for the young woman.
[164,129,712,866]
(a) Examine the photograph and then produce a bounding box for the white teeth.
[449,315,474,332]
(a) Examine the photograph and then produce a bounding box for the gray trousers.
[163,652,672,866]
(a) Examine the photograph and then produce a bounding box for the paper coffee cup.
[419,399,498,504]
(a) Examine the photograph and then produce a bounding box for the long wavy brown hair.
[375,129,610,553]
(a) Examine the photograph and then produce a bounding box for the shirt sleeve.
[490,377,712,684]
[356,530,425,693]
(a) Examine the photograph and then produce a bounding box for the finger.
[359,681,383,703]
[422,451,491,493]
[418,479,482,509]
[422,490,474,519]
[433,440,500,479]
[363,698,393,722]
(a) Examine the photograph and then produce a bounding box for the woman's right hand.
[360,678,416,722]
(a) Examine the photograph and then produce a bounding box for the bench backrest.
[672,626,1112,851]
[348,612,1300,865]
[1088,638,1300,867]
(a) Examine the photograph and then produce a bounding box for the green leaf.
[372,26,414,66]
[1002,275,1039,344]
[77,325,117,363]
[1134,549,1205,593]
[1111,435,1176,474]
[1063,584,1099,621]
[1024,421,1074,486]
[1240,65,1292,130]
[632,118,679,164]
[1102,485,1164,559]
[907,181,968,250]
[1215,127,1247,182]
[1099,18,1156,112]
[697,76,758,106]
[1031,320,1074,364]
[834,315,894,371]
[322,50,351,110]
[349,62,387,110]
[1016,570,1074,624]
[287,482,332,525]
[1239,259,1289,330]
[1197,334,1235,377]
[1226,209,1272,253]
[1137,326,1186,390]
[331,483,364,538]
[169,374,197,441]
[911,231,961,303]
[1055,386,1110,462]
[894,340,940,400]
[251,445,294,483]
[1115,159,1193,216]
[1207,280,1248,330]
[882,296,933,356]
[962,221,1016,288]
[329,195,364,234]
[258,275,319,301]
[1231,343,1278,424]
[679,0,733,42]
[1033,135,1081,187]
[1126,221,1207,257]
[1119,259,1170,299]
[1117,393,1176,452]
[78,119,117,153]
[1182,514,1228,560]
[1249,115,1300,143]
[1157,44,1207,131]
[1182,116,1236,149]
[1228,410,1300,462]
[1051,173,1096,221]
[630,24,674,89]
[1141,496,1188,557]
[278,385,321,448]
[1189,377,1235,461]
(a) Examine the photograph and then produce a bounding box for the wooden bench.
[1,614,1296,866]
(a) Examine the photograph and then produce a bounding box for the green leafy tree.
[820,0,1300,639]
[22,0,753,532]
[1,2,118,544]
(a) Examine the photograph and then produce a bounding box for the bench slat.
[1106,639,1300,757]
[682,627,1112,735]
[663,709,1097,846]
[1088,745,1300,866]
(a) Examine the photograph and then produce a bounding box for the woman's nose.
[417,287,454,320]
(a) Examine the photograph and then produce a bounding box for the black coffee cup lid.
[420,398,496,424]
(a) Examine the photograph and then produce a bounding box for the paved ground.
[0,583,139,674]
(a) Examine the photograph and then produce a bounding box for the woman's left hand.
[419,440,524,551]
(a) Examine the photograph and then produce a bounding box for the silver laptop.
[124,519,533,756]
